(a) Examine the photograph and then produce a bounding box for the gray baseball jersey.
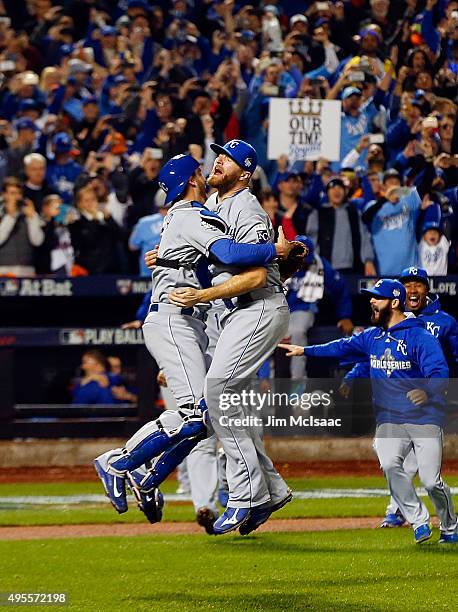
[151,199,229,304]
[206,189,282,291]
[204,188,290,509]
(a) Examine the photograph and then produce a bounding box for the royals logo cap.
[361,279,406,305]
[210,139,258,174]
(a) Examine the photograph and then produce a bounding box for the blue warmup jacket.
[303,317,449,426]
[345,294,458,380]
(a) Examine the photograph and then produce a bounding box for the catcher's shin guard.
[128,434,205,493]
[110,404,207,474]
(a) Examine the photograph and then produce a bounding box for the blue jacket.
[416,295,458,366]
[287,257,352,320]
[46,159,84,204]
[365,188,421,276]
[72,374,118,405]
[345,294,458,380]
[304,316,449,426]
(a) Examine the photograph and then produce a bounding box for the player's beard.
[208,169,242,195]
[370,302,391,328]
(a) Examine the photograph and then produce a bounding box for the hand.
[44,5,63,21]
[337,319,354,336]
[157,370,167,387]
[111,385,136,402]
[338,381,352,399]
[426,0,438,9]
[316,157,330,174]
[275,226,296,259]
[389,45,399,67]
[144,246,159,269]
[434,153,451,169]
[403,141,416,158]
[332,1,345,20]
[385,186,400,204]
[121,320,142,329]
[356,135,370,152]
[397,65,410,84]
[22,199,36,219]
[168,287,202,307]
[421,194,433,210]
[278,343,305,357]
[277,154,289,173]
[364,261,377,276]
[406,388,428,405]
[83,373,109,388]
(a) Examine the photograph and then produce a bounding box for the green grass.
[0,530,456,612]
[0,476,456,527]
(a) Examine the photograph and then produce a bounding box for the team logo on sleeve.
[255,227,270,243]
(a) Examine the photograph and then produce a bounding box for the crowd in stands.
[0,0,457,277]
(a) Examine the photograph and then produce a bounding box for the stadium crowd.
[0,0,457,277]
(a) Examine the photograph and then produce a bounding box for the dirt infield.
[0,517,423,541]
[2,460,458,483]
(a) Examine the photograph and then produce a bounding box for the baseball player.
[170,140,293,535]
[279,279,457,544]
[122,292,219,531]
[94,153,297,531]
[344,267,458,529]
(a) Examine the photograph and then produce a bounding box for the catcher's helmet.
[158,154,200,204]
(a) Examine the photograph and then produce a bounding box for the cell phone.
[369,133,385,144]
[262,84,279,96]
[348,71,365,82]
[0,16,11,27]
[395,187,411,198]
[0,60,16,72]
[316,2,330,11]
[310,78,324,86]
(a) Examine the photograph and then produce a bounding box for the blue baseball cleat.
[414,523,432,543]
[438,531,458,544]
[239,489,293,536]
[126,470,164,524]
[213,507,251,535]
[94,457,127,514]
[380,511,406,528]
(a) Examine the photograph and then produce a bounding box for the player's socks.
[128,436,204,492]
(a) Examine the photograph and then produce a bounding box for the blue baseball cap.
[158,154,200,205]
[82,96,98,106]
[342,86,362,100]
[53,131,73,153]
[210,139,258,174]
[101,25,117,37]
[361,279,406,305]
[296,235,314,265]
[15,117,38,131]
[18,98,42,112]
[399,267,429,286]
[127,0,151,12]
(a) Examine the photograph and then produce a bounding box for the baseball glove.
[278,241,309,282]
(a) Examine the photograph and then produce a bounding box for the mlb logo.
[60,329,85,345]
[0,279,19,296]
[117,279,133,295]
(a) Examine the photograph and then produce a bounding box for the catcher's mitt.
[278,241,309,281]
